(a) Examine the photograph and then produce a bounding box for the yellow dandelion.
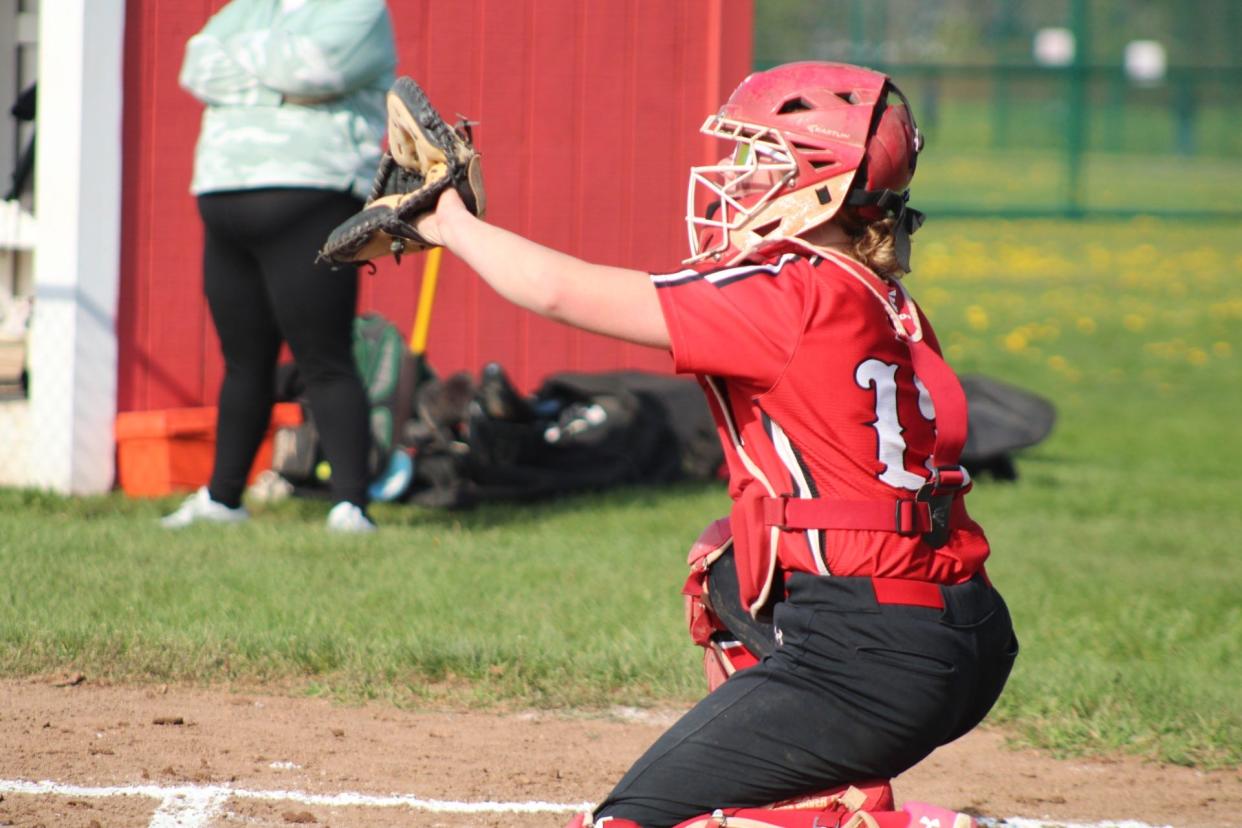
[1187,348,1209,366]
[1047,355,1068,371]
[946,343,966,360]
[1211,341,1231,357]
[1003,331,1028,352]
[1123,314,1147,332]
[965,305,989,331]
[1076,317,1097,334]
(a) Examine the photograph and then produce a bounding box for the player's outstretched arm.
[419,189,670,350]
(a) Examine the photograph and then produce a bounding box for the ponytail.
[848,215,906,281]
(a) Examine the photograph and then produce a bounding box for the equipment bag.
[352,311,410,477]
[269,312,422,492]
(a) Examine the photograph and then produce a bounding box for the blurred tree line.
[754,0,1242,68]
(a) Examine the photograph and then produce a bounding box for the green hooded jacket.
[180,0,397,201]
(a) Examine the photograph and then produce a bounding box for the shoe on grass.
[246,469,294,503]
[160,486,248,529]
[326,501,377,534]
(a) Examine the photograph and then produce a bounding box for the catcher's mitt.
[319,77,486,265]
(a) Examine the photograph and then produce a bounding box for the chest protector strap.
[766,253,971,549]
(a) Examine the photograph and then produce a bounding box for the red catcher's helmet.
[686,61,924,266]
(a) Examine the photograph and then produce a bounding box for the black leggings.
[595,572,1018,827]
[198,188,371,509]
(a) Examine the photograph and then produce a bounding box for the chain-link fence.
[755,0,1242,217]
[1,0,37,457]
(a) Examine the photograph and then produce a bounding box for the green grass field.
[2,217,1239,770]
[906,98,1242,214]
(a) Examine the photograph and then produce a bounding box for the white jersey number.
[854,358,935,491]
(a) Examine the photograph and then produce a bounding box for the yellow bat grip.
[410,247,443,356]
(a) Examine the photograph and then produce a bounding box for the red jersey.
[653,249,990,612]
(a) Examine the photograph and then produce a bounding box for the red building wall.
[116,0,753,412]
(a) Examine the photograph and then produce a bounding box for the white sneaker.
[325,501,377,534]
[246,469,294,503]
[160,486,249,529]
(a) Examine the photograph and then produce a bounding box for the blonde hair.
[846,214,905,281]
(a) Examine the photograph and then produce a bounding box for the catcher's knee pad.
[769,779,894,813]
[683,518,768,692]
[668,783,977,828]
[563,813,642,828]
[895,802,977,828]
[669,781,894,828]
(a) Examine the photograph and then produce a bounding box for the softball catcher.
[322,61,1017,828]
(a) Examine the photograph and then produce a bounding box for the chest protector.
[712,250,977,617]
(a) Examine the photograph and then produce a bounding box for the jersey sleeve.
[652,252,808,386]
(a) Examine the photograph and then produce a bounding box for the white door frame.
[19,0,125,493]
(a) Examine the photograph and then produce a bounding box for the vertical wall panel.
[117,0,753,409]
[119,0,221,412]
[519,4,581,383]
[471,1,532,378]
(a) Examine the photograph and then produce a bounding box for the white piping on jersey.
[704,376,781,615]
[652,252,800,287]
[767,417,830,576]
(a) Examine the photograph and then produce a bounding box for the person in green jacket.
[162,0,397,533]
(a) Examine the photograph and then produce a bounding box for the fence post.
[992,69,1009,149]
[1104,68,1125,153]
[1172,70,1197,157]
[1065,0,1089,217]
[921,71,940,134]
[850,0,866,65]
[991,0,1017,149]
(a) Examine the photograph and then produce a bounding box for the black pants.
[595,572,1018,827]
[198,188,371,509]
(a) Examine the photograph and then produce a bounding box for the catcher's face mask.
[685,61,923,266]
[685,122,798,263]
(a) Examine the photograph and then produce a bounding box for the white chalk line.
[149,788,227,828]
[0,778,592,826]
[0,778,1173,828]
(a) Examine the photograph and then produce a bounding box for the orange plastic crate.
[115,402,302,497]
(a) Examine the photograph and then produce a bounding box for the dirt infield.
[1,676,1239,828]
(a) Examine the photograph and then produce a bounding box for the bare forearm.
[436,201,669,349]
